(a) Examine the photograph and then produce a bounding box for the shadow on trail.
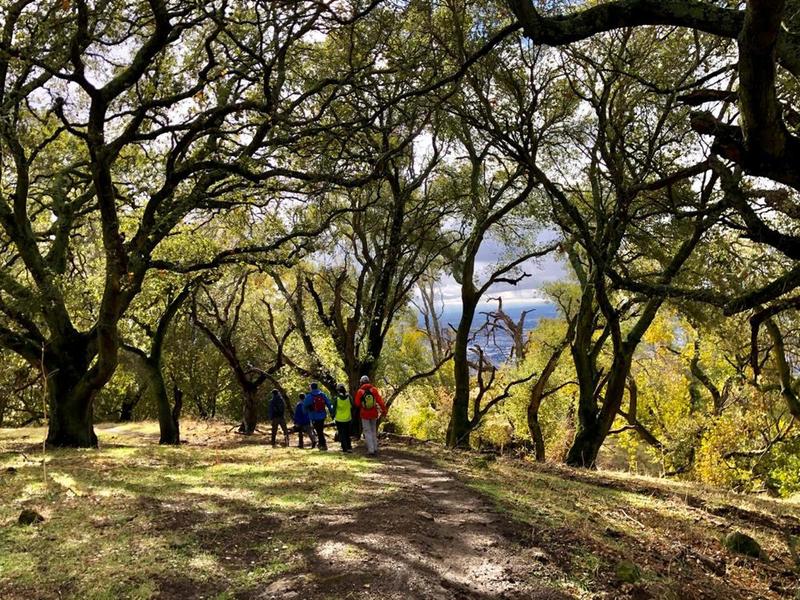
[9,424,789,599]
[261,447,573,600]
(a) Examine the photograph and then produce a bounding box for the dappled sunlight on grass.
[97,421,162,436]
[0,421,384,599]
[0,425,46,443]
[428,448,800,599]
[188,553,222,575]
[3,422,798,599]
[586,463,800,518]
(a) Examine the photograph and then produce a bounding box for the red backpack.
[312,393,326,413]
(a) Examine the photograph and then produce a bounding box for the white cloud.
[426,251,567,306]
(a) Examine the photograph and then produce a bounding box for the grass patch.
[0,421,380,600]
[3,423,799,599]
[423,446,800,599]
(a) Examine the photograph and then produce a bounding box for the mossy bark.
[140,359,179,445]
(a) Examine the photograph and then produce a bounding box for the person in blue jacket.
[293,393,316,449]
[303,382,334,451]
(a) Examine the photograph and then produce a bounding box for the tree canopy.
[0,0,798,495]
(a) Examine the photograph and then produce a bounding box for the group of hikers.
[266,376,387,456]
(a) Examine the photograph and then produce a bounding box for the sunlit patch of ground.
[0,421,377,599]
[427,448,800,599]
[1,421,798,599]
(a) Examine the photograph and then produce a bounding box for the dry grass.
[420,445,800,599]
[0,421,379,600]
[1,422,798,599]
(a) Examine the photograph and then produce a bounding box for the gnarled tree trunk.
[40,327,114,448]
[526,327,572,462]
[143,359,180,445]
[45,350,99,448]
[447,299,477,449]
[171,385,183,443]
[240,386,259,435]
[119,382,144,422]
[565,351,634,467]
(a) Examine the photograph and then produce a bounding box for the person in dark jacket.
[303,382,334,451]
[332,383,353,453]
[268,389,289,447]
[293,393,316,449]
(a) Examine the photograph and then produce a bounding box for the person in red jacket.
[354,375,386,456]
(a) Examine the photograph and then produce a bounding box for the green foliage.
[763,437,800,498]
[0,0,797,501]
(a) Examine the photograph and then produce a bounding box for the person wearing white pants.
[354,376,387,456]
[361,417,378,454]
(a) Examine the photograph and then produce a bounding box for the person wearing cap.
[293,392,316,449]
[268,389,289,447]
[332,383,354,453]
[354,375,386,456]
[303,382,334,451]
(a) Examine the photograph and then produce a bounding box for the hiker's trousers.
[297,424,316,448]
[362,418,378,454]
[335,421,352,451]
[312,419,327,450]
[271,418,289,446]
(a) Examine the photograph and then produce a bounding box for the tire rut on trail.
[261,447,570,600]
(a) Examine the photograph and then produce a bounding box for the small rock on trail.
[17,508,44,525]
[722,531,766,559]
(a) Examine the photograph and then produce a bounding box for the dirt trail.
[263,447,570,600]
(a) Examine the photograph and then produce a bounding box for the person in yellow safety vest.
[333,383,353,453]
